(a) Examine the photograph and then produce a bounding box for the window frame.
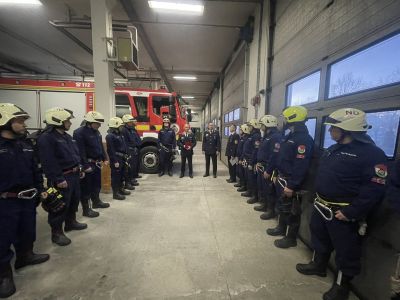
[305,117,317,140]
[285,69,322,107]
[326,30,400,100]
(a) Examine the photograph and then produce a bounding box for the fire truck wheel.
[140,145,160,174]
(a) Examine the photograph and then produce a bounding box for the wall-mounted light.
[148,1,204,15]
[173,76,197,81]
[0,0,42,4]
[182,96,195,99]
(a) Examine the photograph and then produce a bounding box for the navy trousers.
[160,148,173,172]
[0,198,36,265]
[81,162,101,200]
[111,158,125,191]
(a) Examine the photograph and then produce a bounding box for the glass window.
[224,126,229,136]
[322,109,400,158]
[115,94,131,118]
[229,111,234,122]
[234,108,240,120]
[328,33,400,98]
[152,96,172,116]
[286,71,320,106]
[133,96,149,122]
[224,113,229,123]
[236,125,240,134]
[305,118,317,140]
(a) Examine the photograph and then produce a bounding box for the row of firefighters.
[0,102,399,299]
[222,105,399,300]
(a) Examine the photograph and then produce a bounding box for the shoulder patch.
[374,164,388,178]
[371,177,386,185]
[297,145,306,154]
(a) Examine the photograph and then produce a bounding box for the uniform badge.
[374,164,388,178]
[275,143,280,149]
[297,145,306,154]
[235,140,238,144]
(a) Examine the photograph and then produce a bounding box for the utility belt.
[63,166,80,175]
[116,152,129,160]
[255,162,266,173]
[0,188,38,200]
[128,146,139,155]
[160,144,173,153]
[313,193,350,221]
[87,158,103,169]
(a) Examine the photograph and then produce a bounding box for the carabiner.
[313,199,333,221]
[18,188,38,200]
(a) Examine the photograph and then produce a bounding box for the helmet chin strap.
[336,128,350,144]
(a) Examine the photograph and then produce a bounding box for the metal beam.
[119,0,172,91]
[0,25,88,75]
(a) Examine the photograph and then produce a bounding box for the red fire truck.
[0,78,191,173]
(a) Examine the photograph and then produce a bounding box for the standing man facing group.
[177,124,196,178]
[158,117,176,177]
[202,122,221,178]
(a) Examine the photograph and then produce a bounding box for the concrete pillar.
[90,0,115,138]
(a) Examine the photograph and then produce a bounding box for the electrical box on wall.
[117,27,139,71]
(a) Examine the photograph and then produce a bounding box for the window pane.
[287,71,320,105]
[234,108,240,120]
[229,111,234,122]
[152,96,171,116]
[115,94,130,106]
[305,118,317,139]
[224,126,229,136]
[322,110,400,158]
[116,106,131,118]
[328,33,400,98]
[366,110,400,158]
[224,113,229,123]
[133,96,149,122]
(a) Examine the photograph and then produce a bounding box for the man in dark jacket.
[202,122,221,178]
[235,124,251,191]
[158,118,176,177]
[177,124,197,178]
[225,124,240,183]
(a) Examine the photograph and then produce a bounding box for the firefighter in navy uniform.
[266,105,314,249]
[121,114,141,187]
[38,107,88,247]
[296,108,388,300]
[158,118,176,177]
[177,123,197,178]
[241,119,262,200]
[235,124,251,191]
[130,116,142,179]
[73,111,110,219]
[202,122,221,178]
[0,104,49,298]
[225,124,240,183]
[252,115,282,220]
[106,117,131,200]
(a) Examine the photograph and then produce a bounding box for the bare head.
[184,124,190,132]
[208,123,214,131]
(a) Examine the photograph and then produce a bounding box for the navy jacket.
[158,128,176,149]
[0,136,44,193]
[225,132,240,157]
[275,124,314,190]
[121,125,142,154]
[315,140,388,220]
[106,130,128,164]
[257,128,282,170]
[387,160,400,214]
[38,128,81,184]
[177,132,197,154]
[202,130,221,155]
[73,126,106,167]
[237,134,248,160]
[242,129,261,163]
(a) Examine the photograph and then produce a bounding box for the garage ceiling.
[0,0,258,110]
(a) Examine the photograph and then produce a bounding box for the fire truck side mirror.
[187,109,192,122]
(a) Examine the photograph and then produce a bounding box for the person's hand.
[263,171,270,180]
[114,162,120,168]
[103,161,110,166]
[80,172,86,179]
[335,210,349,221]
[40,192,48,199]
[216,151,219,156]
[57,181,68,189]
[283,187,293,198]
[84,166,93,173]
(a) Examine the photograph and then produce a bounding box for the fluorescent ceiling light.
[173,76,197,81]
[0,0,42,4]
[148,1,204,14]
[182,96,195,99]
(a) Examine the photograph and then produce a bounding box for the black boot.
[189,173,193,178]
[113,189,125,200]
[247,195,258,204]
[15,244,50,270]
[241,191,252,197]
[260,201,276,220]
[237,186,246,192]
[92,196,110,208]
[323,272,352,300]
[81,198,100,218]
[159,172,165,177]
[65,216,88,232]
[266,214,286,236]
[124,183,135,190]
[168,171,173,177]
[130,180,139,186]
[274,222,298,248]
[0,264,15,298]
[296,252,329,277]
[119,188,131,196]
[179,173,184,178]
[234,183,241,188]
[51,227,71,246]
[254,199,268,211]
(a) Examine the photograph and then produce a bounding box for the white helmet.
[240,124,251,134]
[122,114,136,123]
[84,111,104,123]
[325,108,371,132]
[247,118,261,129]
[259,115,278,128]
[45,107,74,126]
[0,103,30,126]
[108,117,124,129]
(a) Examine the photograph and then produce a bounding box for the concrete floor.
[10,144,358,300]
